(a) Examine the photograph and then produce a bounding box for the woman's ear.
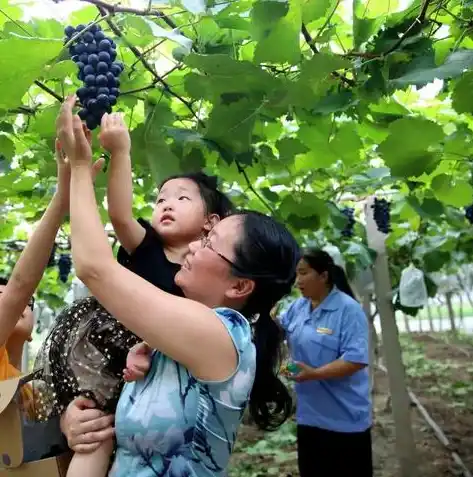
[225,278,255,301]
[203,213,220,232]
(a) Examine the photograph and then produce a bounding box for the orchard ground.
[228,333,473,477]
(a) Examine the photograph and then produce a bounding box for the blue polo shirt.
[280,288,372,433]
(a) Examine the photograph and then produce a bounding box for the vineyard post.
[362,293,376,397]
[364,196,418,477]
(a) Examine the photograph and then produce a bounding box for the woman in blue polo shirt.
[277,249,372,477]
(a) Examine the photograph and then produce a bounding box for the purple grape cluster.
[371,198,391,234]
[65,23,124,130]
[465,205,473,225]
[341,207,355,237]
[58,254,72,283]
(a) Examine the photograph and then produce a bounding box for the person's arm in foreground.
[58,96,237,383]
[100,113,145,254]
[0,141,69,348]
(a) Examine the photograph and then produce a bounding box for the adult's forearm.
[70,165,114,281]
[0,194,66,345]
[310,359,366,380]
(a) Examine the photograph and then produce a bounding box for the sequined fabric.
[32,296,141,421]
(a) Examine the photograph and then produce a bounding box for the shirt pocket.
[306,332,340,367]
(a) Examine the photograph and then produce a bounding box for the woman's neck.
[310,287,332,310]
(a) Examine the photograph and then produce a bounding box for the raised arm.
[0,142,69,347]
[59,97,236,382]
[99,113,145,254]
[0,137,104,349]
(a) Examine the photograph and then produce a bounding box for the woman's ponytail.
[249,308,292,431]
[331,265,356,299]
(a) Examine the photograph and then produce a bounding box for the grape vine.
[65,23,124,130]
[371,198,392,234]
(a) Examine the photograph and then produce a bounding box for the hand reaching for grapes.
[56,95,105,183]
[57,95,94,167]
[123,342,152,382]
[99,113,130,156]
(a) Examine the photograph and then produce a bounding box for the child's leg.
[67,438,114,477]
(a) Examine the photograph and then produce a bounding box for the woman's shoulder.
[213,307,253,349]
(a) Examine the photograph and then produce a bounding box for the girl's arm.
[100,113,145,254]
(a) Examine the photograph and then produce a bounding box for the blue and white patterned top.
[110,308,256,477]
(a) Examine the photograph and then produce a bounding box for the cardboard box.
[0,375,71,476]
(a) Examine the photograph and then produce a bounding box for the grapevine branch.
[34,80,64,102]
[97,8,203,126]
[80,0,178,30]
[235,160,276,216]
[383,0,432,55]
[301,24,355,87]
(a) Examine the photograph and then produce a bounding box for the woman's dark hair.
[230,210,301,431]
[0,277,8,286]
[160,172,235,218]
[302,248,355,299]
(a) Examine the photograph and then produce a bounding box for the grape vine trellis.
[1,0,473,310]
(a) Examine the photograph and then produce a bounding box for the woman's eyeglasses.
[200,235,244,273]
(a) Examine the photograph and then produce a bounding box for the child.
[33,111,234,477]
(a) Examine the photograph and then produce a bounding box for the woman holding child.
[54,95,300,477]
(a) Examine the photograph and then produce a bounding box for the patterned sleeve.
[196,307,256,406]
[189,308,256,475]
[116,218,160,267]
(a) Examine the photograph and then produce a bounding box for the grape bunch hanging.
[341,207,355,238]
[371,198,391,234]
[58,254,72,283]
[465,205,473,225]
[64,23,124,130]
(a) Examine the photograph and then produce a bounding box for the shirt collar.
[318,287,340,311]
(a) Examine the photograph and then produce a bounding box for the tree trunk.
[458,293,464,330]
[403,313,411,334]
[363,294,378,399]
[446,292,457,334]
[365,197,418,477]
[426,302,434,332]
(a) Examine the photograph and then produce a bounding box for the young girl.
[33,108,234,477]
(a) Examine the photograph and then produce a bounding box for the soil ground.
[228,332,473,477]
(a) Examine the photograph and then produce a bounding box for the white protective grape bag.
[399,264,428,308]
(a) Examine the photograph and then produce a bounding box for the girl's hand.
[99,113,131,156]
[124,342,152,382]
[56,95,93,167]
[60,396,115,453]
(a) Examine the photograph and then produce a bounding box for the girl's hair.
[302,248,356,299]
[230,210,300,431]
[160,172,235,218]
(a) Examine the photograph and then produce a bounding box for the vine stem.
[383,0,432,55]
[235,161,276,216]
[79,0,178,30]
[34,80,63,102]
[301,23,355,87]
[96,7,203,126]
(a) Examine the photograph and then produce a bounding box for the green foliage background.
[1,0,473,309]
